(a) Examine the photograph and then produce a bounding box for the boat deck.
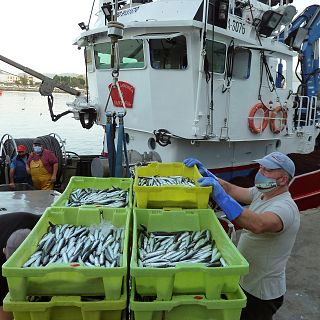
[0,190,60,215]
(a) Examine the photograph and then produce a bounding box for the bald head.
[5,229,31,259]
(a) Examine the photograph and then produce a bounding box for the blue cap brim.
[253,158,282,170]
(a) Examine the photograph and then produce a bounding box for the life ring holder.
[248,103,269,134]
[270,106,287,134]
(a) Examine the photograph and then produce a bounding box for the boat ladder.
[294,95,319,130]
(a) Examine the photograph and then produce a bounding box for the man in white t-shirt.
[184,152,300,320]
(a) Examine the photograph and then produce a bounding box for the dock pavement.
[275,208,320,320]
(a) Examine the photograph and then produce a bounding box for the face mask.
[254,171,278,193]
[33,146,42,154]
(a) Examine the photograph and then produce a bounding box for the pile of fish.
[137,226,226,268]
[138,176,196,187]
[22,222,124,268]
[65,187,129,207]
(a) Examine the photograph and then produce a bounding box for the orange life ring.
[248,103,269,134]
[270,106,287,134]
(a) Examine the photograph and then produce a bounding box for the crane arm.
[0,54,81,96]
[278,5,320,43]
[278,5,320,97]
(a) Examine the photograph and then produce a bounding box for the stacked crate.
[131,163,248,320]
[2,176,133,320]
[51,176,133,208]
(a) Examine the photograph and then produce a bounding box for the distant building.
[0,71,40,84]
[0,70,19,83]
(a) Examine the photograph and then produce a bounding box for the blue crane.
[278,4,320,98]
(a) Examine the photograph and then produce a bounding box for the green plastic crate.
[3,293,127,320]
[51,176,133,208]
[133,162,211,208]
[130,209,249,300]
[2,207,130,301]
[130,280,247,320]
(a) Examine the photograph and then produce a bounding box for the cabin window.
[85,47,94,72]
[94,39,145,70]
[276,58,287,89]
[233,47,251,79]
[206,41,227,74]
[149,35,188,69]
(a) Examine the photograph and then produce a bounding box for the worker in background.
[184,151,300,320]
[26,138,58,190]
[0,212,40,320]
[9,144,32,187]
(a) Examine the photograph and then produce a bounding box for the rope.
[222,40,235,93]
[122,129,130,178]
[48,94,72,122]
[84,47,89,103]
[258,52,281,109]
[247,0,262,47]
[209,0,216,84]
[103,1,128,177]
[87,0,96,29]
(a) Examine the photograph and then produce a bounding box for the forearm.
[218,179,251,204]
[218,178,234,194]
[9,169,14,183]
[52,163,58,177]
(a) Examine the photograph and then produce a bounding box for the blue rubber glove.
[183,158,216,178]
[198,177,244,221]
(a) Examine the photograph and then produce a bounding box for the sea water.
[0,91,104,154]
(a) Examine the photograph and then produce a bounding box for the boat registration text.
[227,17,246,35]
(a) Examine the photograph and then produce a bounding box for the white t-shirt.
[237,187,300,300]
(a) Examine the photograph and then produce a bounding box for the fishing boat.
[69,0,320,210]
[1,0,320,210]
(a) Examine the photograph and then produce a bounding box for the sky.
[0,0,318,76]
[0,0,99,75]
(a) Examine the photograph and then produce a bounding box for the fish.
[138,176,196,187]
[66,187,129,207]
[22,222,125,268]
[137,227,224,268]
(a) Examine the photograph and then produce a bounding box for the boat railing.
[244,0,293,6]
[104,0,152,10]
[103,0,297,17]
[116,0,294,7]
[294,95,319,130]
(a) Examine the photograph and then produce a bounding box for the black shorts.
[0,275,8,306]
[241,289,284,320]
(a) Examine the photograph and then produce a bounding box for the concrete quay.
[275,208,320,320]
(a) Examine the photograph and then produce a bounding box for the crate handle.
[162,207,183,211]
[51,296,81,303]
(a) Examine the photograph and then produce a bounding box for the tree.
[20,76,28,86]
[53,74,86,89]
